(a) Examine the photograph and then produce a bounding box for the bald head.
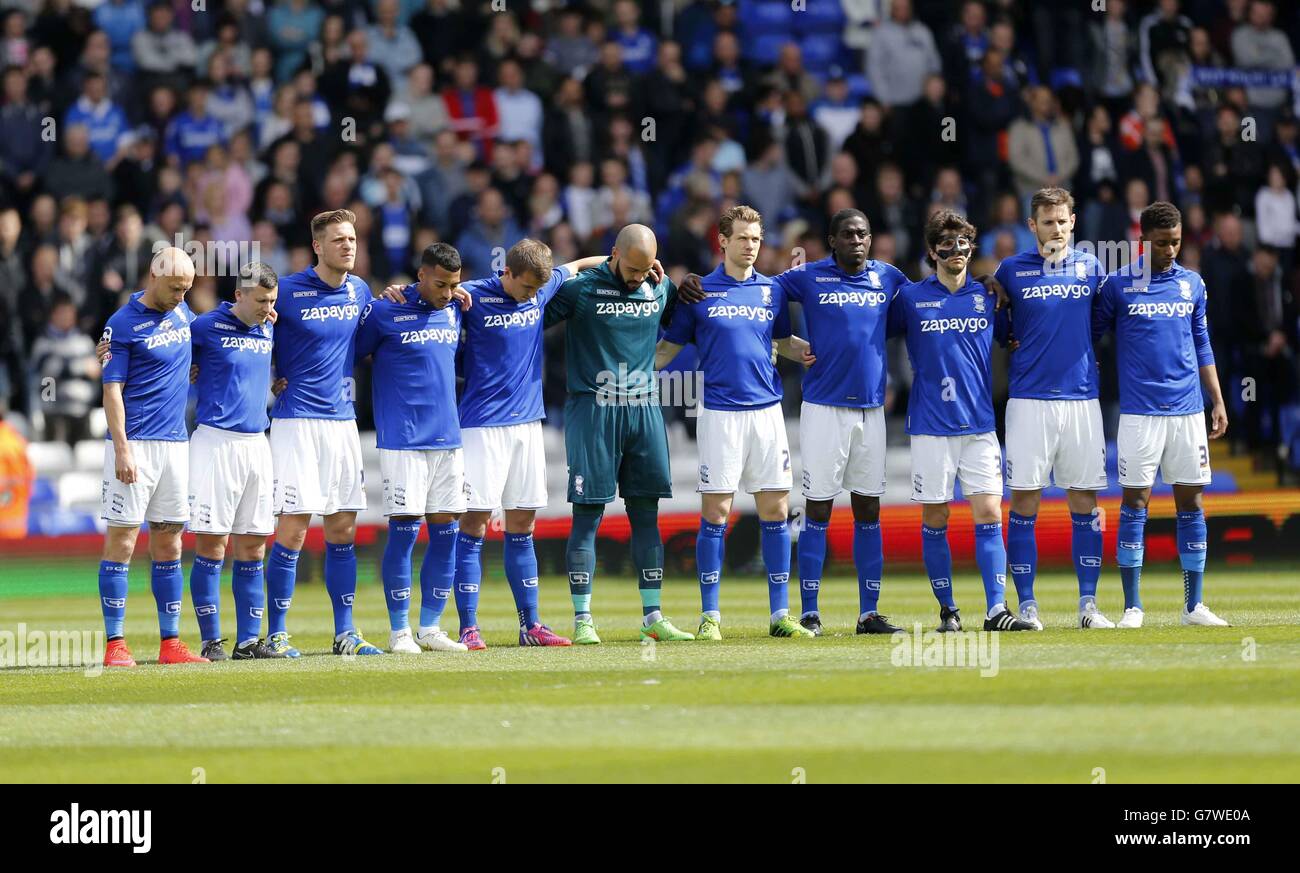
[610,224,658,292]
[145,246,196,311]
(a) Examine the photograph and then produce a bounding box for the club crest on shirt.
[761,286,772,307]
[346,281,356,302]
[1178,280,1192,300]
[1075,261,1088,281]
[972,293,986,314]
[868,270,881,288]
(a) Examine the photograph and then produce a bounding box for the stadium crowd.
[0,0,1298,479]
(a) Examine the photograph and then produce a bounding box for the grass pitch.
[1,565,1297,783]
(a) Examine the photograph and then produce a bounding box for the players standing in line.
[442,240,608,648]
[1092,201,1230,627]
[887,211,1035,632]
[263,209,381,657]
[993,188,1114,630]
[544,224,698,644]
[656,205,816,639]
[355,244,471,655]
[773,209,907,637]
[99,248,209,666]
[187,262,285,660]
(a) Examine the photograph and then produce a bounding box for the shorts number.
[1198,445,1208,467]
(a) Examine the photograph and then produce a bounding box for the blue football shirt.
[270,267,371,421]
[101,291,194,441]
[457,266,570,429]
[887,274,995,436]
[190,302,273,433]
[993,248,1102,400]
[661,264,792,410]
[1092,259,1215,415]
[775,257,906,408]
[354,285,462,450]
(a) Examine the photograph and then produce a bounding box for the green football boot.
[640,616,695,642]
[770,614,816,638]
[572,617,602,645]
[696,615,722,641]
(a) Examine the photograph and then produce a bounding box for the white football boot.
[1018,601,1044,631]
[1116,607,1144,628]
[416,626,469,652]
[1181,603,1230,627]
[389,627,422,654]
[1079,599,1115,629]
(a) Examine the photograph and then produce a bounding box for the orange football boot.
[158,638,210,664]
[104,638,137,668]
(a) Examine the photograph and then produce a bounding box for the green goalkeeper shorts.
[563,393,672,504]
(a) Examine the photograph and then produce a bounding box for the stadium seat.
[88,408,107,438]
[57,471,102,509]
[26,441,73,477]
[744,32,790,66]
[845,72,873,99]
[738,0,795,34]
[800,0,848,32]
[30,476,57,507]
[799,33,845,71]
[73,439,104,472]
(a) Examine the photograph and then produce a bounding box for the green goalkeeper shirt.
[544,260,679,400]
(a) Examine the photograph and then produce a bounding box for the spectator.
[456,187,523,279]
[65,73,130,166]
[403,64,449,143]
[94,204,153,323]
[0,208,24,402]
[811,70,859,155]
[783,90,829,193]
[0,66,52,210]
[1202,103,1265,216]
[24,245,79,345]
[92,0,146,72]
[584,39,635,121]
[205,52,255,139]
[441,55,499,164]
[707,30,755,107]
[1255,164,1298,268]
[198,14,252,76]
[1120,116,1179,205]
[367,0,422,88]
[45,125,114,204]
[1,9,30,69]
[543,76,594,184]
[963,46,1019,209]
[268,0,323,83]
[545,7,598,78]
[494,58,543,170]
[30,294,100,445]
[1232,0,1294,125]
[980,192,1035,257]
[1238,245,1297,452]
[610,0,656,76]
[1089,0,1137,114]
[764,44,819,108]
[1139,0,1193,94]
[867,0,941,109]
[1076,104,1121,205]
[165,80,225,167]
[374,167,415,280]
[1008,86,1080,203]
[320,29,391,140]
[561,160,598,244]
[131,1,197,94]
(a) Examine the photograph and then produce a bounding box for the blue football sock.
[420,521,458,628]
[696,518,726,615]
[266,542,299,636]
[382,519,422,631]
[854,521,884,615]
[232,559,264,644]
[798,519,828,615]
[627,499,664,618]
[1177,510,1207,610]
[760,519,791,617]
[152,559,183,639]
[974,522,1008,613]
[1006,511,1037,605]
[98,559,129,638]
[324,541,357,637]
[567,504,602,618]
[1118,505,1147,610]
[504,532,541,628]
[189,554,223,641]
[1071,511,1103,601]
[921,524,955,609]
[451,531,483,631]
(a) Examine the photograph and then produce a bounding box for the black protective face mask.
[933,237,972,261]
